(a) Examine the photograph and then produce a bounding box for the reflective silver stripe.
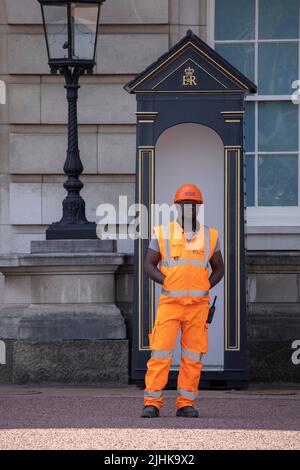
[189,289,209,297]
[164,238,170,262]
[181,347,203,361]
[177,387,198,400]
[189,259,207,267]
[160,259,207,267]
[161,288,187,297]
[144,389,162,398]
[160,259,186,267]
[151,349,173,358]
[163,224,171,264]
[204,225,211,266]
[161,288,209,297]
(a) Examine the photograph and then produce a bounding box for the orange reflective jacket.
[153,220,218,303]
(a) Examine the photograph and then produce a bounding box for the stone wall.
[1,245,300,385]
[0,0,172,255]
[0,0,209,256]
[246,252,300,383]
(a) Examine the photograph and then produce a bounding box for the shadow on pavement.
[0,388,299,431]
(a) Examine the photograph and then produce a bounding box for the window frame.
[208,0,300,228]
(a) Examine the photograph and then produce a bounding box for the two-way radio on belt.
[206,295,217,324]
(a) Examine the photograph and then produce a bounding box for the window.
[211,0,300,226]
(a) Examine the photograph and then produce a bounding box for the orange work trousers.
[144,295,209,410]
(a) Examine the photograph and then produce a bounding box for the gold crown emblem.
[184,66,194,76]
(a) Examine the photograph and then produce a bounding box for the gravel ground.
[0,385,299,450]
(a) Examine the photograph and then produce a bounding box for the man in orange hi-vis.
[141,183,224,418]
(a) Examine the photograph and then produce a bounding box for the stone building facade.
[0,0,299,385]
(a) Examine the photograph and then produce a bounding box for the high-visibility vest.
[153,219,219,300]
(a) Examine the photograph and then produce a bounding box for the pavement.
[0,384,299,450]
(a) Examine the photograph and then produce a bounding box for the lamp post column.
[63,66,86,223]
[46,65,97,239]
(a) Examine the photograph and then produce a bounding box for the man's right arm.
[143,238,166,285]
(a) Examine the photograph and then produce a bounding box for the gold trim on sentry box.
[224,148,241,351]
[134,90,244,94]
[131,41,249,92]
[236,148,241,351]
[138,148,155,351]
[136,113,158,119]
[138,148,143,350]
[138,146,155,149]
[149,149,155,333]
[221,111,245,114]
[151,57,228,90]
[138,146,241,351]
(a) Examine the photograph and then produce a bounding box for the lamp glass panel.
[43,4,68,60]
[71,3,99,60]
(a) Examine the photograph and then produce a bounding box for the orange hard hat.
[174,183,203,204]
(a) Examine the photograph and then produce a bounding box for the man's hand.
[144,248,165,285]
[208,250,224,288]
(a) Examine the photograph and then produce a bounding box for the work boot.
[176,406,199,418]
[140,405,160,418]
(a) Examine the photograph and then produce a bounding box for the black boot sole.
[141,414,159,418]
[176,410,199,418]
[141,407,160,418]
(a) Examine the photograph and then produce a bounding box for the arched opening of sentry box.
[154,123,225,371]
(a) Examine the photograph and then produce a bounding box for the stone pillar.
[0,240,129,385]
[169,0,207,46]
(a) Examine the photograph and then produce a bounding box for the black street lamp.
[38,0,106,239]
